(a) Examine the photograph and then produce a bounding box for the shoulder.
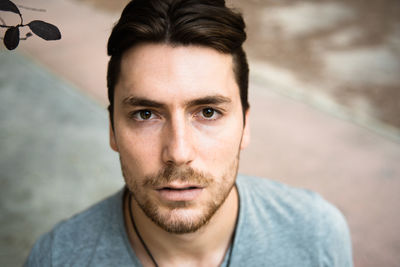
[237,175,344,222]
[237,174,323,217]
[24,189,125,266]
[235,175,353,266]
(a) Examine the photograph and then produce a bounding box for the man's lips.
[156,184,204,202]
[155,183,203,190]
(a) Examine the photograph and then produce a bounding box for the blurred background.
[0,0,399,266]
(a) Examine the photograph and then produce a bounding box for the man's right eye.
[130,110,154,121]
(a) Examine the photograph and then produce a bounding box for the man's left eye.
[130,109,156,121]
[198,108,220,120]
[202,108,214,118]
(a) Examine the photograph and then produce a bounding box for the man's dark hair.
[107,0,249,127]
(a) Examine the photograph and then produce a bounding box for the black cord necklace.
[128,191,239,267]
[128,192,158,266]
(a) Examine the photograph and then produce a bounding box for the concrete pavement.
[0,52,123,267]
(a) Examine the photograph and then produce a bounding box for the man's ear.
[240,109,250,150]
[109,120,119,152]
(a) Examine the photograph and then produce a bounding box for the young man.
[25,0,352,266]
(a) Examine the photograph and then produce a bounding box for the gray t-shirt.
[24,175,353,266]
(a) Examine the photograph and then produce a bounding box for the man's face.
[110,44,250,234]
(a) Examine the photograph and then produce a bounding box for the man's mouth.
[161,186,200,190]
[156,185,204,202]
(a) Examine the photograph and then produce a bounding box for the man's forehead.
[121,43,233,63]
[115,43,239,105]
[119,43,234,80]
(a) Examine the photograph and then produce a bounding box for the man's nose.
[162,115,195,166]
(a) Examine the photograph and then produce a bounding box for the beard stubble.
[121,156,239,234]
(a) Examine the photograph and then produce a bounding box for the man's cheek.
[198,143,238,170]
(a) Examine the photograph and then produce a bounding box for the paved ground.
[1,0,400,266]
[233,0,400,133]
[0,53,123,266]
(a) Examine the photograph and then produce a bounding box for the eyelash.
[129,109,158,121]
[195,107,222,121]
[128,107,223,122]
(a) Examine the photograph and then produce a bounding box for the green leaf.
[0,0,20,14]
[4,26,19,50]
[28,20,61,41]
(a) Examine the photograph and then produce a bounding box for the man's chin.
[142,204,216,234]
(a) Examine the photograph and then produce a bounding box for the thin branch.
[20,35,33,40]
[0,24,29,29]
[18,13,23,25]
[18,5,46,12]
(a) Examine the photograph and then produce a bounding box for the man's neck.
[123,186,239,267]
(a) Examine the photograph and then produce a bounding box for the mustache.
[142,165,212,188]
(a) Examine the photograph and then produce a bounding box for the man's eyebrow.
[185,95,232,107]
[122,96,165,108]
[122,95,232,109]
